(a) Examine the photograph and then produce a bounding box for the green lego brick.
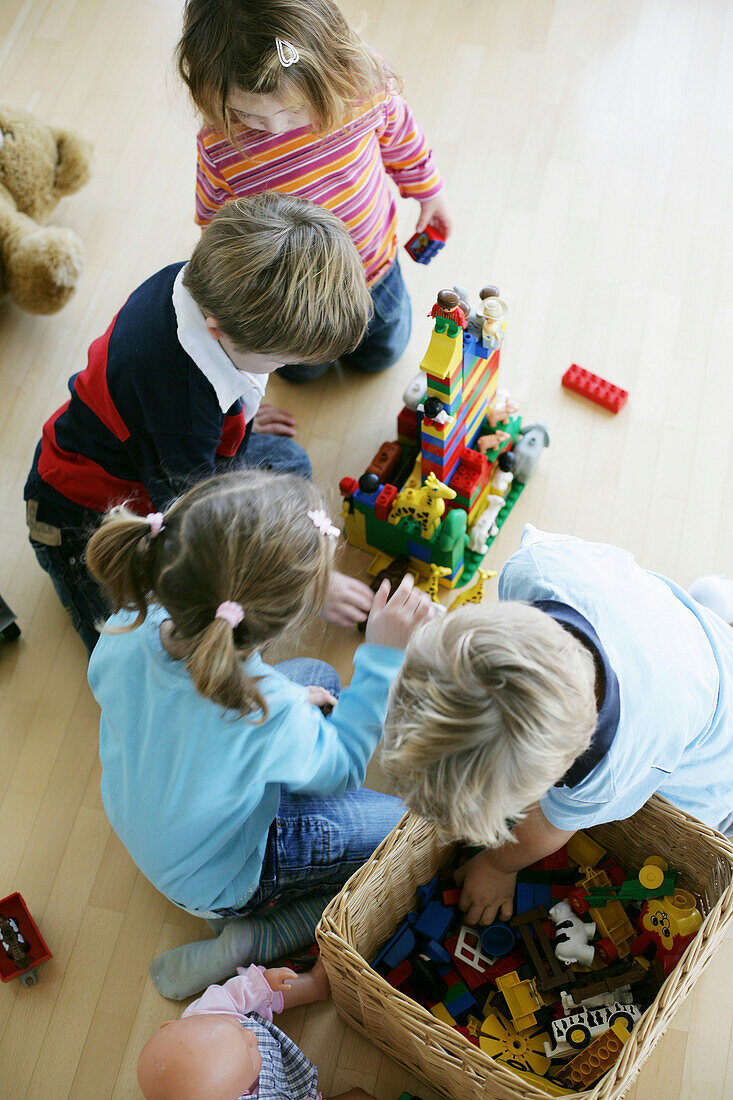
[462,480,527,583]
[362,510,412,559]
[585,870,679,905]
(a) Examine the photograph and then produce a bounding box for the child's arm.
[264,957,331,1011]
[455,805,576,926]
[375,91,452,239]
[195,129,237,227]
[281,577,433,797]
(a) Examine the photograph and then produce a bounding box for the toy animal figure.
[630,889,703,976]
[0,914,31,969]
[513,423,550,483]
[486,388,520,429]
[402,372,427,410]
[388,472,457,539]
[477,429,511,456]
[549,901,596,967]
[467,495,505,554]
[418,564,451,602]
[448,569,496,611]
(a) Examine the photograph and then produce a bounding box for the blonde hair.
[381,603,598,848]
[176,0,399,135]
[86,469,334,721]
[183,193,371,361]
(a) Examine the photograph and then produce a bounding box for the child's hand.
[307,686,338,712]
[454,849,516,926]
[415,192,453,240]
[252,403,297,437]
[320,571,374,627]
[365,574,434,649]
[264,966,297,993]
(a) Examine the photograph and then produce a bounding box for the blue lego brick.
[414,901,454,943]
[463,329,489,359]
[373,911,418,969]
[514,882,551,915]
[420,939,451,965]
[408,539,432,563]
[353,482,383,509]
[416,876,438,906]
[444,985,478,1018]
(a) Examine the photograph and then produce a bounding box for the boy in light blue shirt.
[381,526,733,927]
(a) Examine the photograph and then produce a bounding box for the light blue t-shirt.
[88,605,404,916]
[499,526,733,831]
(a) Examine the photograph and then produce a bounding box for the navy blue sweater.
[25,263,249,529]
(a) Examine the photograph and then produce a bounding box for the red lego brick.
[483,948,527,985]
[442,887,462,907]
[339,476,358,497]
[385,959,413,989]
[405,225,445,264]
[375,484,398,521]
[397,405,419,442]
[445,935,490,992]
[562,363,628,413]
[454,1024,480,1047]
[458,447,489,475]
[449,466,480,499]
[528,846,569,872]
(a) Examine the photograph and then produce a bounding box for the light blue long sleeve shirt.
[499,526,733,832]
[88,605,404,915]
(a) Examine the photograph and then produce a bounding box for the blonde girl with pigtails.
[85,467,433,999]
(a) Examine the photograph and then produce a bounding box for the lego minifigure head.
[137,1013,261,1100]
[482,297,506,321]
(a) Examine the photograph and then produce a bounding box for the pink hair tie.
[307,509,340,538]
[215,601,245,628]
[146,512,165,537]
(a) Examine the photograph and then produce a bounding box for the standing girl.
[177,0,452,380]
[86,468,432,997]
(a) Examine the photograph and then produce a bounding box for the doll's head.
[137,1013,261,1100]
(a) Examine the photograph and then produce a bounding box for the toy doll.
[137,958,375,1100]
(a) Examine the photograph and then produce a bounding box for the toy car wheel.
[1,622,20,641]
[567,1024,591,1049]
[608,1011,635,1034]
[568,887,589,915]
[596,938,618,963]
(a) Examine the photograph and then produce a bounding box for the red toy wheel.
[596,938,618,963]
[568,887,589,915]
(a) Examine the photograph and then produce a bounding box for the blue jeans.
[213,657,405,917]
[26,434,312,655]
[277,258,412,382]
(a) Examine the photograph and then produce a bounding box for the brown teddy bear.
[0,104,92,314]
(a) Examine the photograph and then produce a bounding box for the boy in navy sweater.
[25,194,374,652]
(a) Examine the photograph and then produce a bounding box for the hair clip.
[307,509,340,539]
[275,37,300,67]
[215,601,245,628]
[146,512,165,537]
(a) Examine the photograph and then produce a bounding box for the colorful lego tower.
[339,285,527,591]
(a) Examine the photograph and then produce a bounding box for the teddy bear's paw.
[9,227,84,314]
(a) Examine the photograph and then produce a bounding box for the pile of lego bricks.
[371,833,703,1096]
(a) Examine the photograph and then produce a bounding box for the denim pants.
[212,656,405,918]
[27,433,312,655]
[277,258,412,382]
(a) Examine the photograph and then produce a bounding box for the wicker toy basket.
[317,796,733,1100]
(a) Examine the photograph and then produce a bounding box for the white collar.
[172,264,267,419]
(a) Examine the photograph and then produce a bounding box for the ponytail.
[185,617,268,722]
[86,505,160,630]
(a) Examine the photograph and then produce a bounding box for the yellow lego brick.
[402,455,422,491]
[430,1002,456,1027]
[467,482,493,525]
[419,327,463,380]
[557,1020,630,1090]
[366,552,396,577]
[568,831,607,869]
[343,508,369,551]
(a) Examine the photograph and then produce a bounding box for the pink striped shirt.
[195,90,443,286]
